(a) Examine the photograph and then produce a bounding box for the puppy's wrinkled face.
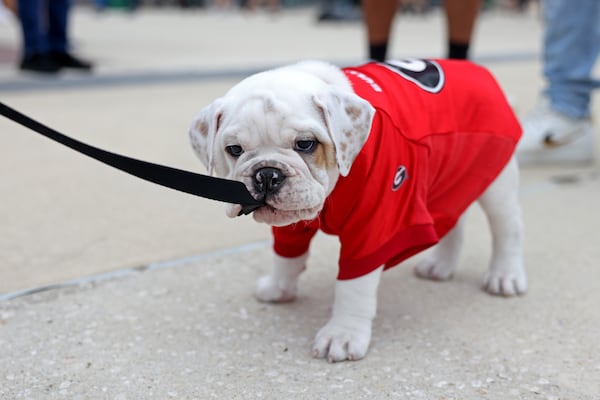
[214,88,337,226]
[190,63,374,226]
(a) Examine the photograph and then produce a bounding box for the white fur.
[255,253,308,303]
[190,61,526,363]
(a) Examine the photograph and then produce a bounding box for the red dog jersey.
[273,60,521,280]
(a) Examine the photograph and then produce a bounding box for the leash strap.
[0,102,263,216]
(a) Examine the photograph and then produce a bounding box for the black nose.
[253,167,286,196]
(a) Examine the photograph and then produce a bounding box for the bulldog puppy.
[189,59,527,362]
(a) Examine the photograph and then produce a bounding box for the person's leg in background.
[47,0,68,54]
[362,0,397,62]
[362,0,481,61]
[17,0,61,73]
[443,0,481,60]
[518,0,600,164]
[47,0,92,70]
[542,0,599,120]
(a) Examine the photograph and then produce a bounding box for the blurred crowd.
[1,0,539,18]
[82,0,536,15]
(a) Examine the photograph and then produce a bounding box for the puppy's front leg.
[313,266,383,362]
[255,253,308,303]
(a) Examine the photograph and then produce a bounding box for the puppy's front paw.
[255,275,297,303]
[414,256,455,281]
[312,317,372,363]
[483,261,527,297]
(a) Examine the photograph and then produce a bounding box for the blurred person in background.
[94,0,139,11]
[362,0,481,61]
[243,0,280,13]
[1,0,15,22]
[17,0,92,74]
[518,0,599,165]
[317,0,361,22]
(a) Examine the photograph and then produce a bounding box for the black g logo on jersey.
[392,165,408,191]
[382,59,445,93]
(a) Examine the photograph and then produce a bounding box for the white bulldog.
[189,60,527,362]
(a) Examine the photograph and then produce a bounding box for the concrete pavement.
[1,4,599,399]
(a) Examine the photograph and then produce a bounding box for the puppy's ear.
[189,99,224,175]
[313,90,375,176]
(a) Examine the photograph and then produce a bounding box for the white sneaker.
[517,98,595,165]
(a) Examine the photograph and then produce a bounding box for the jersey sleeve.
[272,219,320,258]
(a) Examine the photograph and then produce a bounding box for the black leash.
[0,102,263,216]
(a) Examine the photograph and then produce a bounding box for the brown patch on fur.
[313,142,337,170]
[216,113,223,131]
[195,120,209,137]
[345,105,362,121]
[344,129,354,138]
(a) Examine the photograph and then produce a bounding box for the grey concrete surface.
[1,4,599,399]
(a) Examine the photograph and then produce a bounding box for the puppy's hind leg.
[414,216,465,281]
[255,253,307,303]
[478,157,527,296]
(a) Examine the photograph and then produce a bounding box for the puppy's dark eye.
[225,145,244,157]
[294,139,317,153]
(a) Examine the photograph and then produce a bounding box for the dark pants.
[18,0,70,57]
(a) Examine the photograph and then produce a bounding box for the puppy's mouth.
[230,161,324,223]
[237,165,288,215]
[237,201,271,217]
[238,201,266,216]
[235,166,285,215]
[252,203,321,226]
